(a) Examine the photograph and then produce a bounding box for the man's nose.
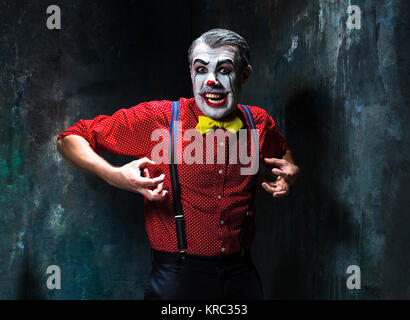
[206,73,217,87]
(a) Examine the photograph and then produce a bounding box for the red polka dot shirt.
[57,97,288,256]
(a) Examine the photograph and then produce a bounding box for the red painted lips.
[200,92,228,107]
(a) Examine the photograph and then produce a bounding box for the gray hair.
[188,28,251,71]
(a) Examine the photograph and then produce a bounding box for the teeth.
[205,93,226,104]
[208,98,225,104]
[205,93,224,99]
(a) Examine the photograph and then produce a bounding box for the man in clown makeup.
[57,28,299,300]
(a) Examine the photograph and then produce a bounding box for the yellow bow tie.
[195,115,244,135]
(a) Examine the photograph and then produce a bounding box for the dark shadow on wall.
[18,246,44,299]
[18,271,42,300]
[254,83,357,299]
[381,0,410,299]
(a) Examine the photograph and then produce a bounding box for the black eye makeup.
[218,67,232,75]
[195,66,207,73]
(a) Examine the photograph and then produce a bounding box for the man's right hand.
[105,157,167,201]
[57,136,167,201]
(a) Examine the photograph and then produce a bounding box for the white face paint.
[190,42,243,120]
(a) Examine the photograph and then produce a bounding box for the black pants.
[144,249,264,300]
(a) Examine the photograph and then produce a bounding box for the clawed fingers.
[147,188,168,201]
[139,187,168,201]
[151,181,164,194]
[264,157,285,166]
[144,168,150,178]
[272,190,288,198]
[272,167,286,177]
[261,178,289,198]
[138,177,168,201]
[262,181,282,192]
[139,174,165,187]
[137,157,156,168]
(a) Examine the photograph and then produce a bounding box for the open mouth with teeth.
[200,92,228,107]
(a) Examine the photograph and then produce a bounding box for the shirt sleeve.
[57,102,155,157]
[259,113,288,160]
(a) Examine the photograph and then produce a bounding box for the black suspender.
[239,104,258,254]
[168,102,258,255]
[169,101,187,254]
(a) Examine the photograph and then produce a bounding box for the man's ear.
[241,65,253,85]
[189,64,195,77]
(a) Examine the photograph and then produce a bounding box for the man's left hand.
[261,157,300,198]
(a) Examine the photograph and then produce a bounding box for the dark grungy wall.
[1,0,409,299]
[0,0,192,299]
[192,0,410,299]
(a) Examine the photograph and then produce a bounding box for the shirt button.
[217,195,222,200]
[221,247,226,252]
[219,142,224,146]
[218,169,223,174]
[220,220,224,225]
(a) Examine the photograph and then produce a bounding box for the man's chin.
[199,104,236,120]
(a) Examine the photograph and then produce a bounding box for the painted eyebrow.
[193,58,210,65]
[216,59,234,68]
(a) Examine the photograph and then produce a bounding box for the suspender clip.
[178,249,186,260]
